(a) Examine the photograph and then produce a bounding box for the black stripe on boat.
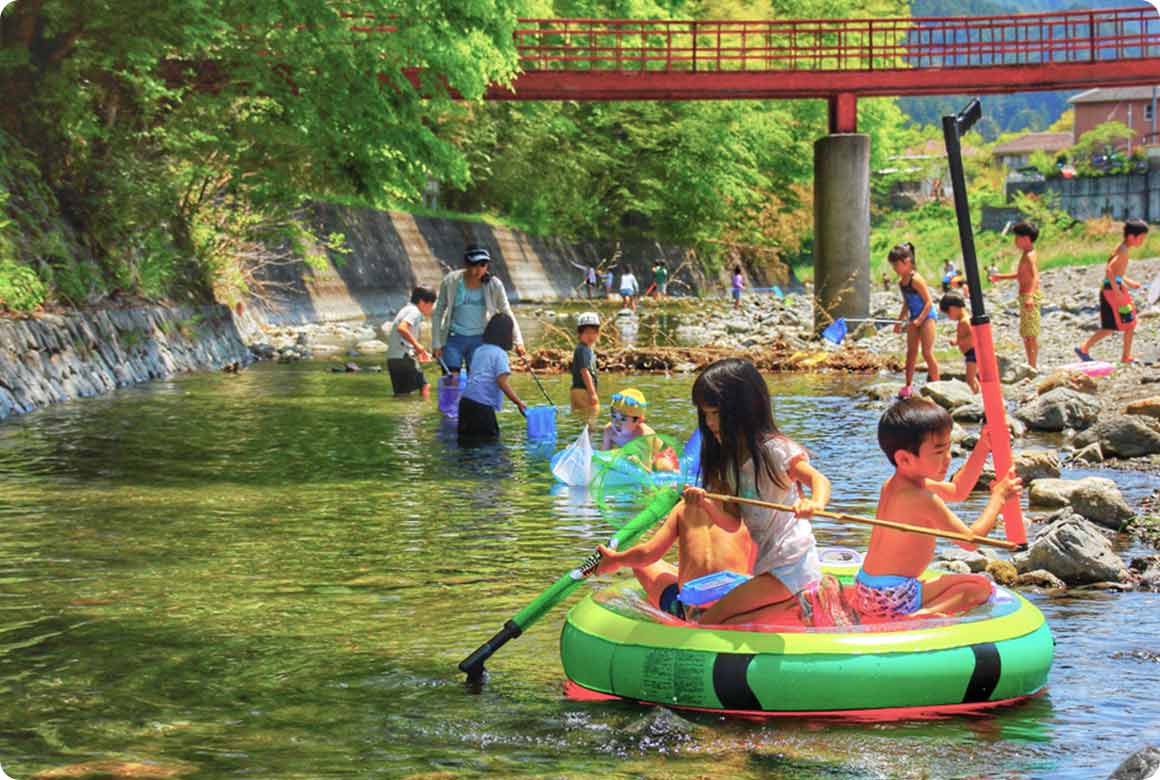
[963,642,1002,703]
[712,653,760,711]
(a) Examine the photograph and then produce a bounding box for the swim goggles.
[610,392,648,409]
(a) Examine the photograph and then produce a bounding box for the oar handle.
[700,492,1019,551]
[458,620,521,677]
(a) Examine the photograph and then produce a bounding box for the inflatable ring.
[561,559,1053,716]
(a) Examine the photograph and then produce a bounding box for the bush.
[0,260,47,311]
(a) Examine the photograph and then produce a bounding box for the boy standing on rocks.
[1076,218,1148,364]
[990,221,1042,369]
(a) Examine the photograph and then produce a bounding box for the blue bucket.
[437,376,461,418]
[525,404,557,440]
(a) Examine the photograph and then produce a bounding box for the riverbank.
[0,305,250,420]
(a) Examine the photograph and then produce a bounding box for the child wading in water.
[854,399,1022,621]
[1076,218,1149,364]
[889,242,939,398]
[990,220,1042,369]
[939,292,978,394]
[457,313,527,442]
[570,312,601,414]
[681,358,851,626]
[600,389,677,470]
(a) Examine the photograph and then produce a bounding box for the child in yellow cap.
[601,389,678,471]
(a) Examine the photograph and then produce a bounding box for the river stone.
[1073,414,1160,459]
[985,559,1018,586]
[1028,477,1132,529]
[920,379,975,410]
[937,547,993,572]
[932,559,972,574]
[1071,481,1136,530]
[355,339,389,353]
[951,399,985,422]
[1012,512,1128,585]
[1071,442,1104,464]
[1107,746,1160,780]
[1125,397,1160,419]
[864,382,905,401]
[978,449,1061,489]
[1014,387,1101,432]
[998,355,1038,384]
[1037,369,1098,396]
[1015,569,1066,590]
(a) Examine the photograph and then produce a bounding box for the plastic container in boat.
[678,571,750,606]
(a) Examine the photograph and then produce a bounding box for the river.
[0,363,1156,779]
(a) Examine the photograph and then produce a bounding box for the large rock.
[1014,387,1101,432]
[951,399,984,422]
[1108,746,1160,780]
[1028,476,1133,529]
[998,355,1038,384]
[863,382,904,401]
[920,379,975,410]
[1013,512,1128,585]
[1125,397,1160,420]
[1073,414,1160,459]
[979,449,1061,489]
[936,547,993,572]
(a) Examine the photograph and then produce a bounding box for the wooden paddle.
[700,491,1020,551]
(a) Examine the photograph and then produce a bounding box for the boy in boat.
[939,292,978,394]
[600,389,678,471]
[1076,218,1148,364]
[854,399,1022,620]
[595,498,753,622]
[989,221,1042,369]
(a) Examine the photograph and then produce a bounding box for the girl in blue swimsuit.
[888,243,940,398]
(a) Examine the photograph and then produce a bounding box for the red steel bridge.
[358,6,1160,132]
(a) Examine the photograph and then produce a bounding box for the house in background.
[1069,86,1160,149]
[877,138,981,208]
[992,132,1072,170]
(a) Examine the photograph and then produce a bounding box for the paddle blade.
[822,317,848,345]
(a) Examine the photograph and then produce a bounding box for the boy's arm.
[495,373,527,415]
[930,469,1022,550]
[396,320,430,362]
[595,509,679,575]
[926,430,991,503]
[788,459,831,516]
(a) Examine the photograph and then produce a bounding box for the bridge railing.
[511,7,1160,72]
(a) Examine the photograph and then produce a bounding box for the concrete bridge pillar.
[813,131,870,333]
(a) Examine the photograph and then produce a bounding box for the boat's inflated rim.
[560,566,1054,716]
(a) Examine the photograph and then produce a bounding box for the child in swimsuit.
[989,221,1043,369]
[854,399,1022,621]
[888,243,939,399]
[939,292,977,394]
[1077,218,1148,365]
[600,389,678,471]
[681,358,853,627]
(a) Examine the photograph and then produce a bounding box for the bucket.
[525,404,557,440]
[437,376,461,418]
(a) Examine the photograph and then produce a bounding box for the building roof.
[993,132,1073,155]
[1069,86,1160,104]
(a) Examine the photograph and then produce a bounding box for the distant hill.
[901,0,1154,138]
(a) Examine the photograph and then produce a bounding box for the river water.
[0,363,1156,779]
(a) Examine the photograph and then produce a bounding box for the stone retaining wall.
[0,305,251,421]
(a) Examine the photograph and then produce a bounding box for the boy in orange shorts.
[854,399,1022,620]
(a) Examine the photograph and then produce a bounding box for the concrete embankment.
[245,203,794,326]
[0,305,250,421]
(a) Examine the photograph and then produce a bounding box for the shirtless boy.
[595,499,753,621]
[853,399,1022,620]
[990,221,1042,369]
[1076,218,1148,364]
[939,292,978,394]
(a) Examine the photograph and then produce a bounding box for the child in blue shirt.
[458,313,528,442]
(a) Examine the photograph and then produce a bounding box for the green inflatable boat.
[561,556,1053,717]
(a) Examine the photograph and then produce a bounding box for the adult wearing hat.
[433,244,525,384]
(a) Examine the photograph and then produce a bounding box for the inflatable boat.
[561,554,1053,717]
